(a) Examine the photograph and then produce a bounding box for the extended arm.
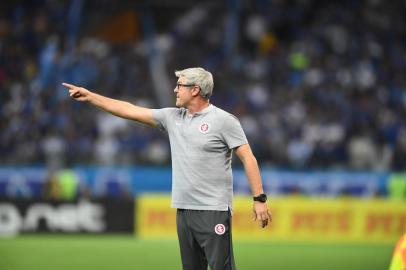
[235,143,272,228]
[62,83,156,127]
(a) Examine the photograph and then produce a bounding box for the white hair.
[175,67,214,99]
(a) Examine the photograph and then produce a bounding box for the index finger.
[62,83,76,89]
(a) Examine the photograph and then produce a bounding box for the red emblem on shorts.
[214,224,226,235]
[199,123,210,133]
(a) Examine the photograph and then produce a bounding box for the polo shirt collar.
[190,104,214,116]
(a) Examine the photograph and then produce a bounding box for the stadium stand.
[0,0,405,171]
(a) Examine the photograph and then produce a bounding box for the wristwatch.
[253,193,267,203]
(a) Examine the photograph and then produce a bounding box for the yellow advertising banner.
[136,194,406,244]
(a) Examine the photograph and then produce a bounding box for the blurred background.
[0,0,406,269]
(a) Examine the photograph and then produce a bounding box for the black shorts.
[176,209,236,270]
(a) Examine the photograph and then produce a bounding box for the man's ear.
[191,86,201,97]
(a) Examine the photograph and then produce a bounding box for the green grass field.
[0,235,393,270]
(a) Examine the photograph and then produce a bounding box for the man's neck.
[186,100,210,114]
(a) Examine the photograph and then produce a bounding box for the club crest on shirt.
[199,122,210,134]
[214,224,226,235]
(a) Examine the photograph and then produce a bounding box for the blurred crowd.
[1,0,406,171]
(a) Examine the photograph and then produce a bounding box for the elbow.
[251,155,259,166]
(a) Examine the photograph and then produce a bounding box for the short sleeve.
[221,114,248,149]
[151,108,177,132]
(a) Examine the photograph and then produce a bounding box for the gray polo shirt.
[152,104,248,211]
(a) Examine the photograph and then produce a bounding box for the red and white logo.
[199,122,210,134]
[214,224,226,235]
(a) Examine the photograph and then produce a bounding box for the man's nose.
[174,87,178,93]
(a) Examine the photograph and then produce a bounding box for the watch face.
[254,194,267,202]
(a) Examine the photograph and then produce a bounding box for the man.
[62,67,271,270]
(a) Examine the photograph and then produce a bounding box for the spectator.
[0,0,406,171]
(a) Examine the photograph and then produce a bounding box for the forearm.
[242,155,264,196]
[88,92,155,126]
[89,92,133,117]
